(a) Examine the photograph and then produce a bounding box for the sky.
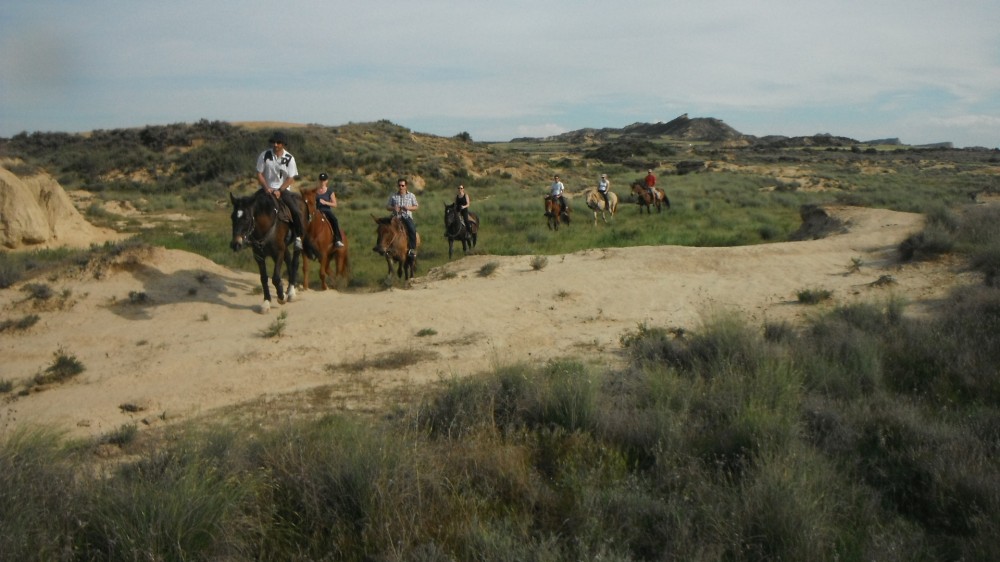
[2,1,999,148]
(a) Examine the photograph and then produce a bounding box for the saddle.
[276,202,292,223]
[265,189,293,223]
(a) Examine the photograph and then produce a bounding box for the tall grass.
[4,277,998,560]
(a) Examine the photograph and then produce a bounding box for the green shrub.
[0,314,40,333]
[33,348,84,385]
[797,287,833,304]
[899,225,955,261]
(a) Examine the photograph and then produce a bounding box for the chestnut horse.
[544,195,571,230]
[229,190,300,312]
[372,215,421,281]
[444,202,479,259]
[585,189,618,224]
[300,187,350,290]
[630,181,670,214]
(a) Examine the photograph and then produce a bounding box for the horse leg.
[273,256,286,304]
[302,255,311,290]
[334,248,348,288]
[256,254,272,312]
[448,238,454,259]
[286,250,298,302]
[319,252,330,290]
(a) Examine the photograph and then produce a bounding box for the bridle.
[445,207,466,238]
[234,199,276,251]
[377,217,405,255]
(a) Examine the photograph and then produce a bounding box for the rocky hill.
[0,161,122,249]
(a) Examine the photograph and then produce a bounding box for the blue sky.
[2,1,998,147]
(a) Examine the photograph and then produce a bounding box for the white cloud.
[2,1,998,147]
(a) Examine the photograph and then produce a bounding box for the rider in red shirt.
[644,169,658,202]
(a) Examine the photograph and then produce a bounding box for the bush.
[899,225,955,261]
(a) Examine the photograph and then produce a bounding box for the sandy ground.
[0,205,974,440]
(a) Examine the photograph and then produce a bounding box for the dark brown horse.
[544,195,571,230]
[229,190,300,312]
[300,187,350,290]
[630,181,670,214]
[444,202,479,259]
[372,215,421,281]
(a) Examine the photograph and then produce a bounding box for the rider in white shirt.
[597,173,611,210]
[550,175,567,215]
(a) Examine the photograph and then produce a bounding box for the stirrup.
[335,241,344,247]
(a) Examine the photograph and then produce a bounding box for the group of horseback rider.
[550,168,660,214]
[257,130,662,262]
[256,131,476,262]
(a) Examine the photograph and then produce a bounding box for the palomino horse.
[229,190,301,312]
[630,181,670,214]
[544,195,571,230]
[300,187,350,290]
[372,215,421,281]
[444,202,479,259]
[585,189,618,224]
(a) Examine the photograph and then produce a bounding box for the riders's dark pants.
[269,189,305,239]
[321,209,342,243]
[400,216,417,251]
[600,191,610,208]
[460,208,470,226]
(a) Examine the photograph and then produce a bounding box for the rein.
[378,218,405,255]
[445,211,466,238]
[243,199,278,250]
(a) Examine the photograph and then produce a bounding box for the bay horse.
[444,202,479,259]
[585,189,618,224]
[300,187,350,290]
[630,181,670,214]
[229,190,301,312]
[372,215,421,281]
[544,195,571,230]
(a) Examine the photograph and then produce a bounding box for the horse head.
[444,202,466,235]
[544,195,557,216]
[229,193,255,251]
[372,215,400,256]
[300,187,318,218]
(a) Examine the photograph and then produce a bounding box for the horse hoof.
[286,287,297,302]
[260,301,271,314]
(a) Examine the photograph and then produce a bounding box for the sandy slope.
[1,204,975,440]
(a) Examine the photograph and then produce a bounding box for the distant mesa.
[512,113,956,149]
